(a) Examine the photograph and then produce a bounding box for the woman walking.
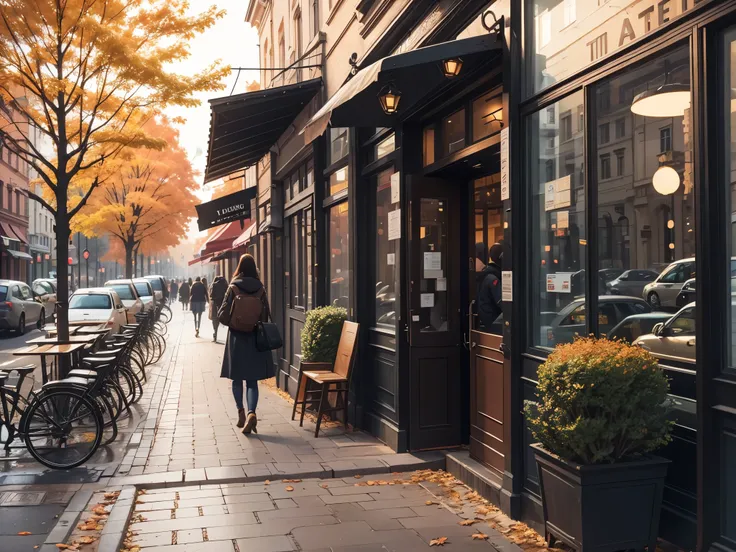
[178,279,190,311]
[218,254,273,434]
[209,275,228,342]
[190,276,209,337]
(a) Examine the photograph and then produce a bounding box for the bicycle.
[0,366,104,469]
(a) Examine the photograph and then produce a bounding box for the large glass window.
[527,0,704,96]
[472,91,503,142]
[375,168,397,330]
[529,91,586,348]
[726,29,736,377]
[594,47,693,352]
[287,209,313,310]
[328,127,349,165]
[328,202,349,307]
[442,109,466,155]
[327,166,348,197]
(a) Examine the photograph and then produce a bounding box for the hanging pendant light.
[652,166,680,195]
[378,83,402,115]
[631,59,690,117]
[442,58,463,78]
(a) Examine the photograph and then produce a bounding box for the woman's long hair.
[232,253,259,282]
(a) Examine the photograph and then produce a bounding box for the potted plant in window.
[525,337,672,552]
[297,306,348,409]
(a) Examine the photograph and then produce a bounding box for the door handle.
[465,300,476,350]
[686,340,695,347]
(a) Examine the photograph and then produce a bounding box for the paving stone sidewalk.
[124,474,524,552]
[109,311,444,487]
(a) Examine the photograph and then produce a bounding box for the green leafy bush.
[301,306,348,363]
[524,337,672,465]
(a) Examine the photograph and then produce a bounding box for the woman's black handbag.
[255,320,282,351]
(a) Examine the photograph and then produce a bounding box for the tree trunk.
[124,238,134,279]
[55,205,71,341]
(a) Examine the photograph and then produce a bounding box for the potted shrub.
[524,337,672,552]
[298,306,347,407]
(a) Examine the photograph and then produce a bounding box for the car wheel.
[647,292,661,309]
[37,310,45,330]
[15,314,25,336]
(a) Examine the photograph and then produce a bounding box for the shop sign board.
[195,188,257,232]
[547,273,572,293]
[500,127,509,201]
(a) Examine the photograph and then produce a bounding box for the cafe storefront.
[205,0,736,548]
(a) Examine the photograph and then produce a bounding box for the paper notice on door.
[423,252,441,271]
[545,181,555,211]
[502,271,512,301]
[390,172,400,204]
[424,270,443,279]
[544,175,571,211]
[436,278,447,291]
[388,209,401,240]
[387,253,395,266]
[556,210,569,229]
[546,273,572,293]
[500,127,509,201]
[420,293,435,308]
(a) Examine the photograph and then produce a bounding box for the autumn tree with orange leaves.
[0,0,227,339]
[75,117,197,278]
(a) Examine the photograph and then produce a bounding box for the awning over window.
[232,221,257,249]
[204,78,323,184]
[6,249,32,260]
[302,34,502,142]
[201,220,248,258]
[8,224,28,244]
[0,223,19,246]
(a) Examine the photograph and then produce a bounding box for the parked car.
[541,295,651,347]
[144,275,168,303]
[633,303,697,362]
[599,268,624,285]
[676,275,736,307]
[605,269,659,298]
[607,312,673,343]
[68,288,127,333]
[642,258,695,308]
[32,278,57,321]
[104,279,144,323]
[132,279,156,311]
[0,279,46,334]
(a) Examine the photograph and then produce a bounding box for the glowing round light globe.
[631,84,690,117]
[652,166,680,195]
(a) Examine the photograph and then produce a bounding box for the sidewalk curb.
[39,490,93,550]
[97,486,136,552]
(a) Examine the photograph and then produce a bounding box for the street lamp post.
[83,248,90,288]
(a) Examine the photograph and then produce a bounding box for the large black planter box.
[532,444,670,552]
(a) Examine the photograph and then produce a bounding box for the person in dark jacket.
[170,279,179,305]
[477,242,504,330]
[219,254,273,435]
[178,279,190,311]
[209,275,228,343]
[190,276,209,337]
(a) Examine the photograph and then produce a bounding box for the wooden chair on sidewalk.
[291,321,359,437]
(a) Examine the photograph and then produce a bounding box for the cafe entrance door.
[468,174,507,475]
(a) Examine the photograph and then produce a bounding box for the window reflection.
[375,168,397,330]
[328,202,349,308]
[593,47,695,366]
[529,91,586,348]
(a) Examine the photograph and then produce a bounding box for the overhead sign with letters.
[195,188,257,232]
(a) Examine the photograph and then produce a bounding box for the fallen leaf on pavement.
[459,519,477,526]
[425,500,436,505]
[104,492,119,499]
[92,506,108,516]
[282,479,301,483]
[17,532,32,536]
[78,536,96,544]
[55,545,69,550]
[429,537,448,546]
[472,533,489,540]
[264,480,270,485]
[320,484,329,489]
[285,486,294,492]
[354,474,362,479]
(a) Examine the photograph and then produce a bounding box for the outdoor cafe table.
[13,342,87,384]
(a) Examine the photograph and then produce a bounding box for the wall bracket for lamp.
[481,10,504,38]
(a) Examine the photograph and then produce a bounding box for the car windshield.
[109,284,134,300]
[0,285,7,301]
[70,294,112,309]
[134,283,151,296]
[147,278,162,291]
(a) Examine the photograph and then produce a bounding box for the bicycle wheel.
[22,390,103,469]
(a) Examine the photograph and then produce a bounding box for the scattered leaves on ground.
[425,500,436,505]
[282,479,301,483]
[17,532,32,536]
[429,537,448,546]
[354,474,362,479]
[472,533,489,540]
[320,483,329,489]
[264,480,270,485]
[459,519,477,526]
[285,486,294,492]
